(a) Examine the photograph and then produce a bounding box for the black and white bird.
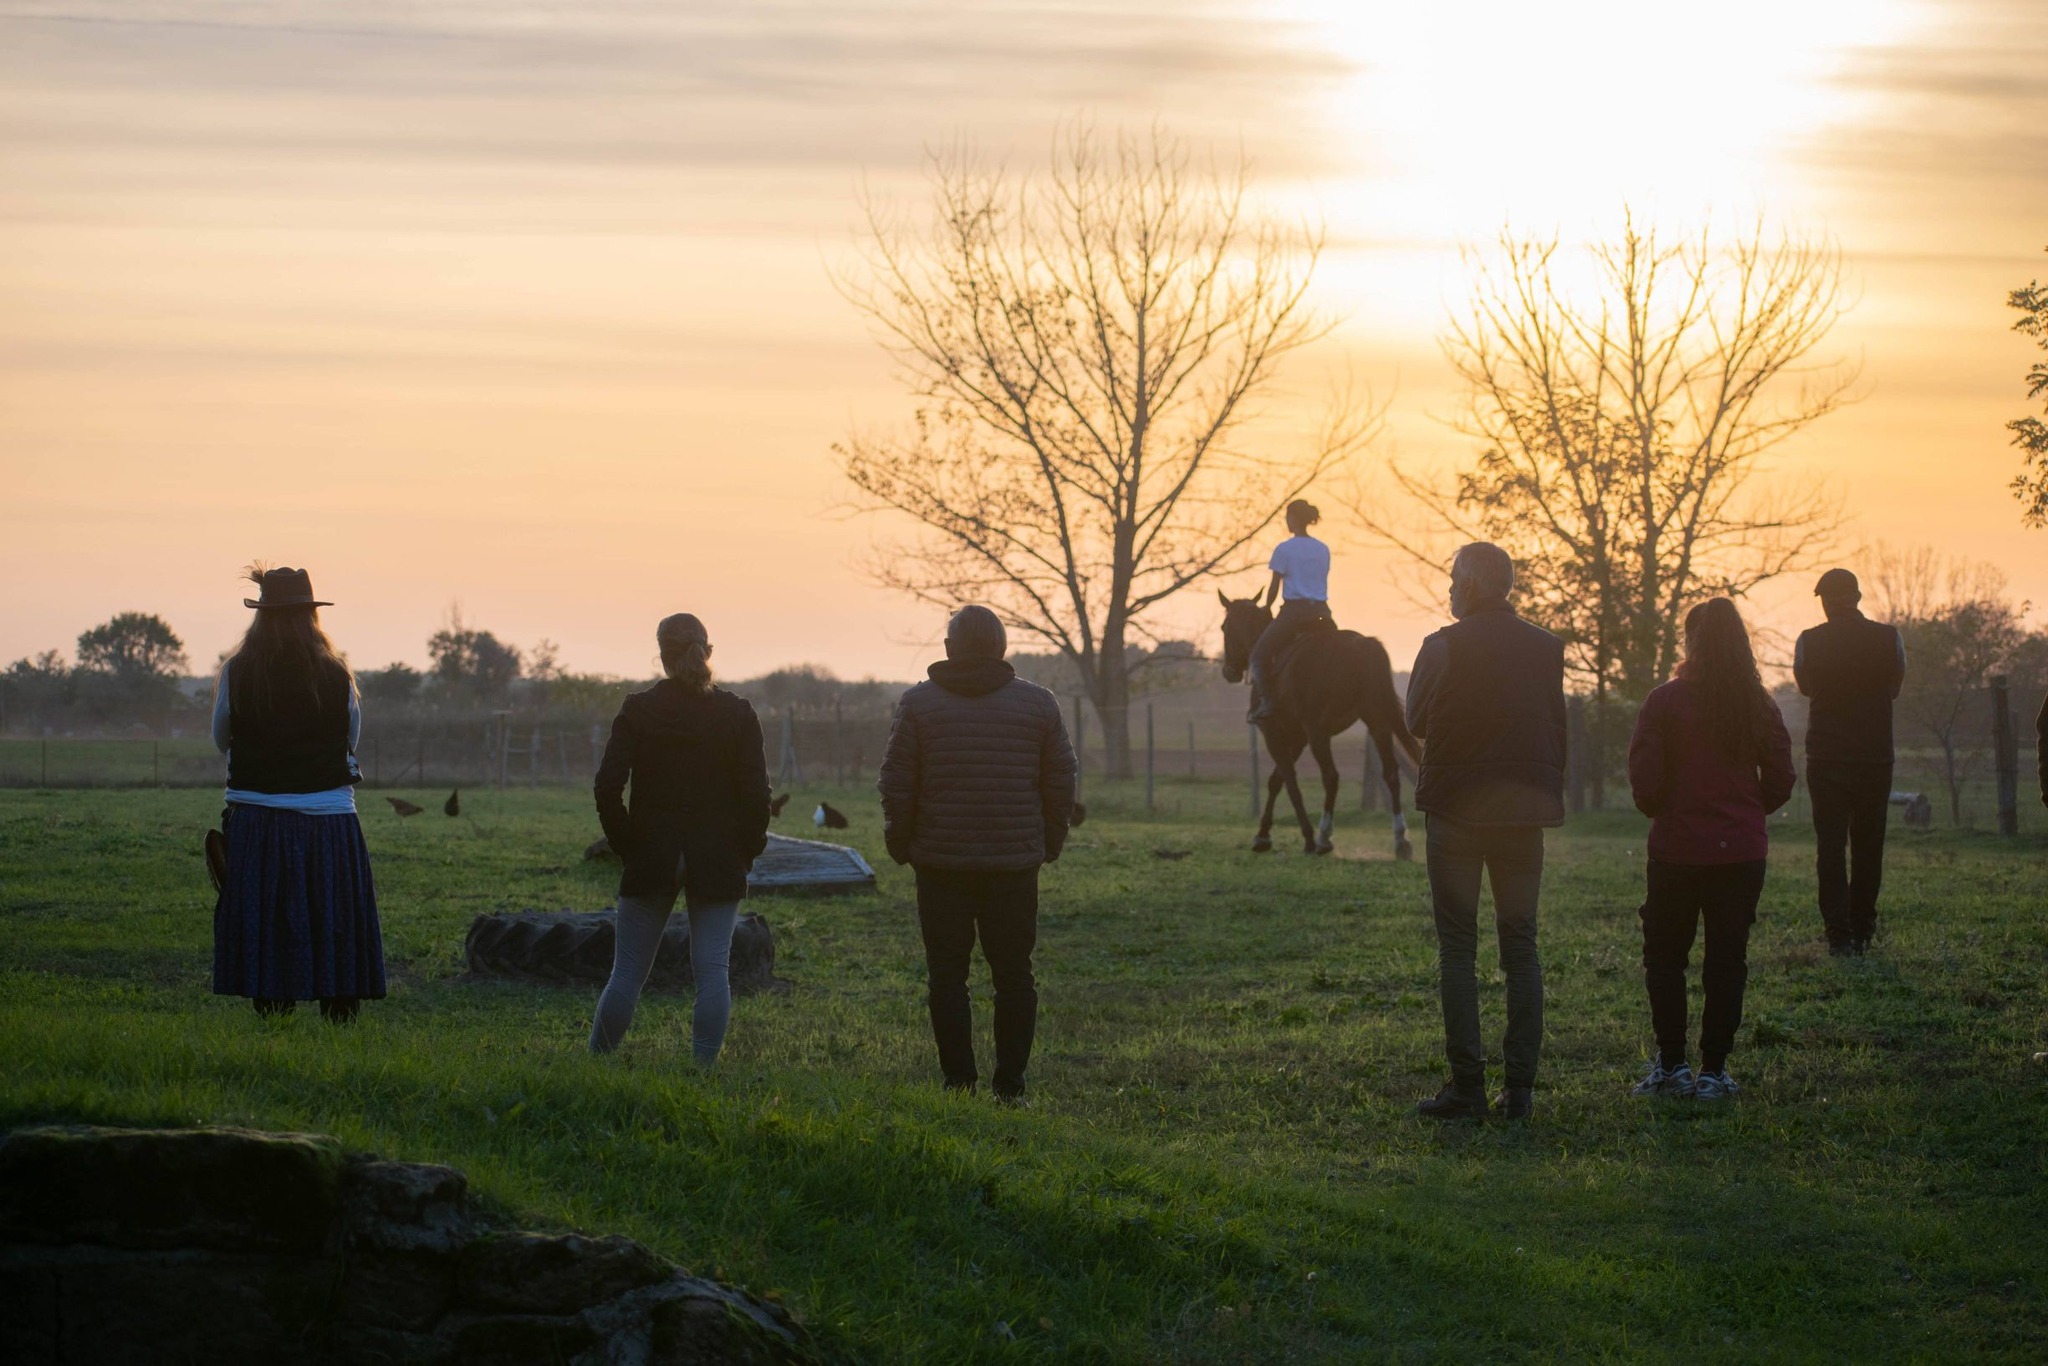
[444,788,461,817]
[814,801,849,830]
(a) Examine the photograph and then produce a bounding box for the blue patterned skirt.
[213,804,386,1001]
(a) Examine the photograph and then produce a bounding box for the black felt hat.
[243,566,332,610]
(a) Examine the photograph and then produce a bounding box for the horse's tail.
[1359,636,1423,775]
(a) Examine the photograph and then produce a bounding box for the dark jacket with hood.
[877,658,1078,872]
[1405,600,1568,828]
[594,681,771,902]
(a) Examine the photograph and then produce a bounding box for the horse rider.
[1247,499,1333,723]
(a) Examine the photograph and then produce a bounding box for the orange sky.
[3,0,2045,684]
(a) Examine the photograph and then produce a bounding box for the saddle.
[1273,614,1339,677]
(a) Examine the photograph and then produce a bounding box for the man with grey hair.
[879,604,1077,1101]
[1404,542,1567,1121]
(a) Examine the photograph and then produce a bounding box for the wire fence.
[3,689,2039,833]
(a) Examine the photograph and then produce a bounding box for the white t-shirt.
[1269,535,1331,602]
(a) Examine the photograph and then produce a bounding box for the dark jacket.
[877,658,1078,871]
[1628,676,1796,864]
[1405,602,1567,828]
[594,682,771,903]
[1794,610,1905,765]
[226,658,358,794]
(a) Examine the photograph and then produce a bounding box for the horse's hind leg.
[1374,725,1413,861]
[1308,733,1340,855]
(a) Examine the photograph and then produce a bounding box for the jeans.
[590,895,739,1063]
[1425,817,1545,1092]
[1640,859,1765,1074]
[1808,761,1891,945]
[1248,599,1332,715]
[916,867,1039,1096]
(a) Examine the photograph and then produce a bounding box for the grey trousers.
[589,894,738,1063]
[1425,817,1545,1092]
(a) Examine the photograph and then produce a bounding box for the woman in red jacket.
[1626,597,1795,1102]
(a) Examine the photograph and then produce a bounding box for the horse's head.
[1216,591,1272,684]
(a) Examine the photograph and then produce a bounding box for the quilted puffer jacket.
[877,658,1078,870]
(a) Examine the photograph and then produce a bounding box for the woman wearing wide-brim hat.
[210,565,386,1022]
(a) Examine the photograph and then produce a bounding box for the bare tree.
[2007,246,2048,528]
[1347,216,1853,798]
[836,124,1378,776]
[1871,544,2031,824]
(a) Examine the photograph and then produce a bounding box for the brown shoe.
[1416,1082,1487,1121]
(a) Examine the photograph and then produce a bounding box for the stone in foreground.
[0,1124,825,1365]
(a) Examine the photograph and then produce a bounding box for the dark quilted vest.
[226,658,356,794]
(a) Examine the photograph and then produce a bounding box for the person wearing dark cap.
[878,605,1077,1101]
[1404,542,1568,1122]
[211,566,385,1022]
[1794,568,1907,956]
[590,613,771,1062]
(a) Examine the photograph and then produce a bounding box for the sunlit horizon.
[3,0,2043,685]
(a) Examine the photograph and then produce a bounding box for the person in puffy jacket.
[878,605,1077,1100]
[591,613,771,1062]
[1627,597,1796,1103]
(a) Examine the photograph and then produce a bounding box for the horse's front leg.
[1280,763,1316,854]
[1253,763,1287,853]
[1375,727,1413,861]
[1307,734,1340,855]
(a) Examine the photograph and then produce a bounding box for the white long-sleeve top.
[212,660,362,814]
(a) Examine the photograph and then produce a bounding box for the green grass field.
[2,783,2044,1362]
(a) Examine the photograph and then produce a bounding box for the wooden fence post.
[1145,704,1155,813]
[1073,697,1086,797]
[1187,720,1196,779]
[1567,696,1587,815]
[1991,675,2019,836]
[1248,724,1260,817]
[1361,739,1378,812]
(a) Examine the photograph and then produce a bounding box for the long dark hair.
[230,566,351,718]
[1678,597,1772,762]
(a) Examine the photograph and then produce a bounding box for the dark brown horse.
[1218,593,1422,859]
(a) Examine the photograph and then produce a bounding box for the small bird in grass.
[1069,801,1087,828]
[1152,848,1191,861]
[444,788,461,817]
[385,796,424,817]
[768,792,791,818]
[815,801,849,830]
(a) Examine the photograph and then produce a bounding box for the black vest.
[226,658,357,794]
[1413,605,1568,826]
[1797,613,1901,765]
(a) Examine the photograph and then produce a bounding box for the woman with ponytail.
[590,614,771,1060]
[1625,597,1796,1101]
[1247,499,1335,722]
[212,566,385,1022]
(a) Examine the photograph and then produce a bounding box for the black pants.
[1640,859,1765,1074]
[1424,817,1545,1093]
[1808,761,1891,946]
[916,867,1039,1096]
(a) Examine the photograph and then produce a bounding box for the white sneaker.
[1629,1059,1695,1099]
[1693,1070,1740,1102]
